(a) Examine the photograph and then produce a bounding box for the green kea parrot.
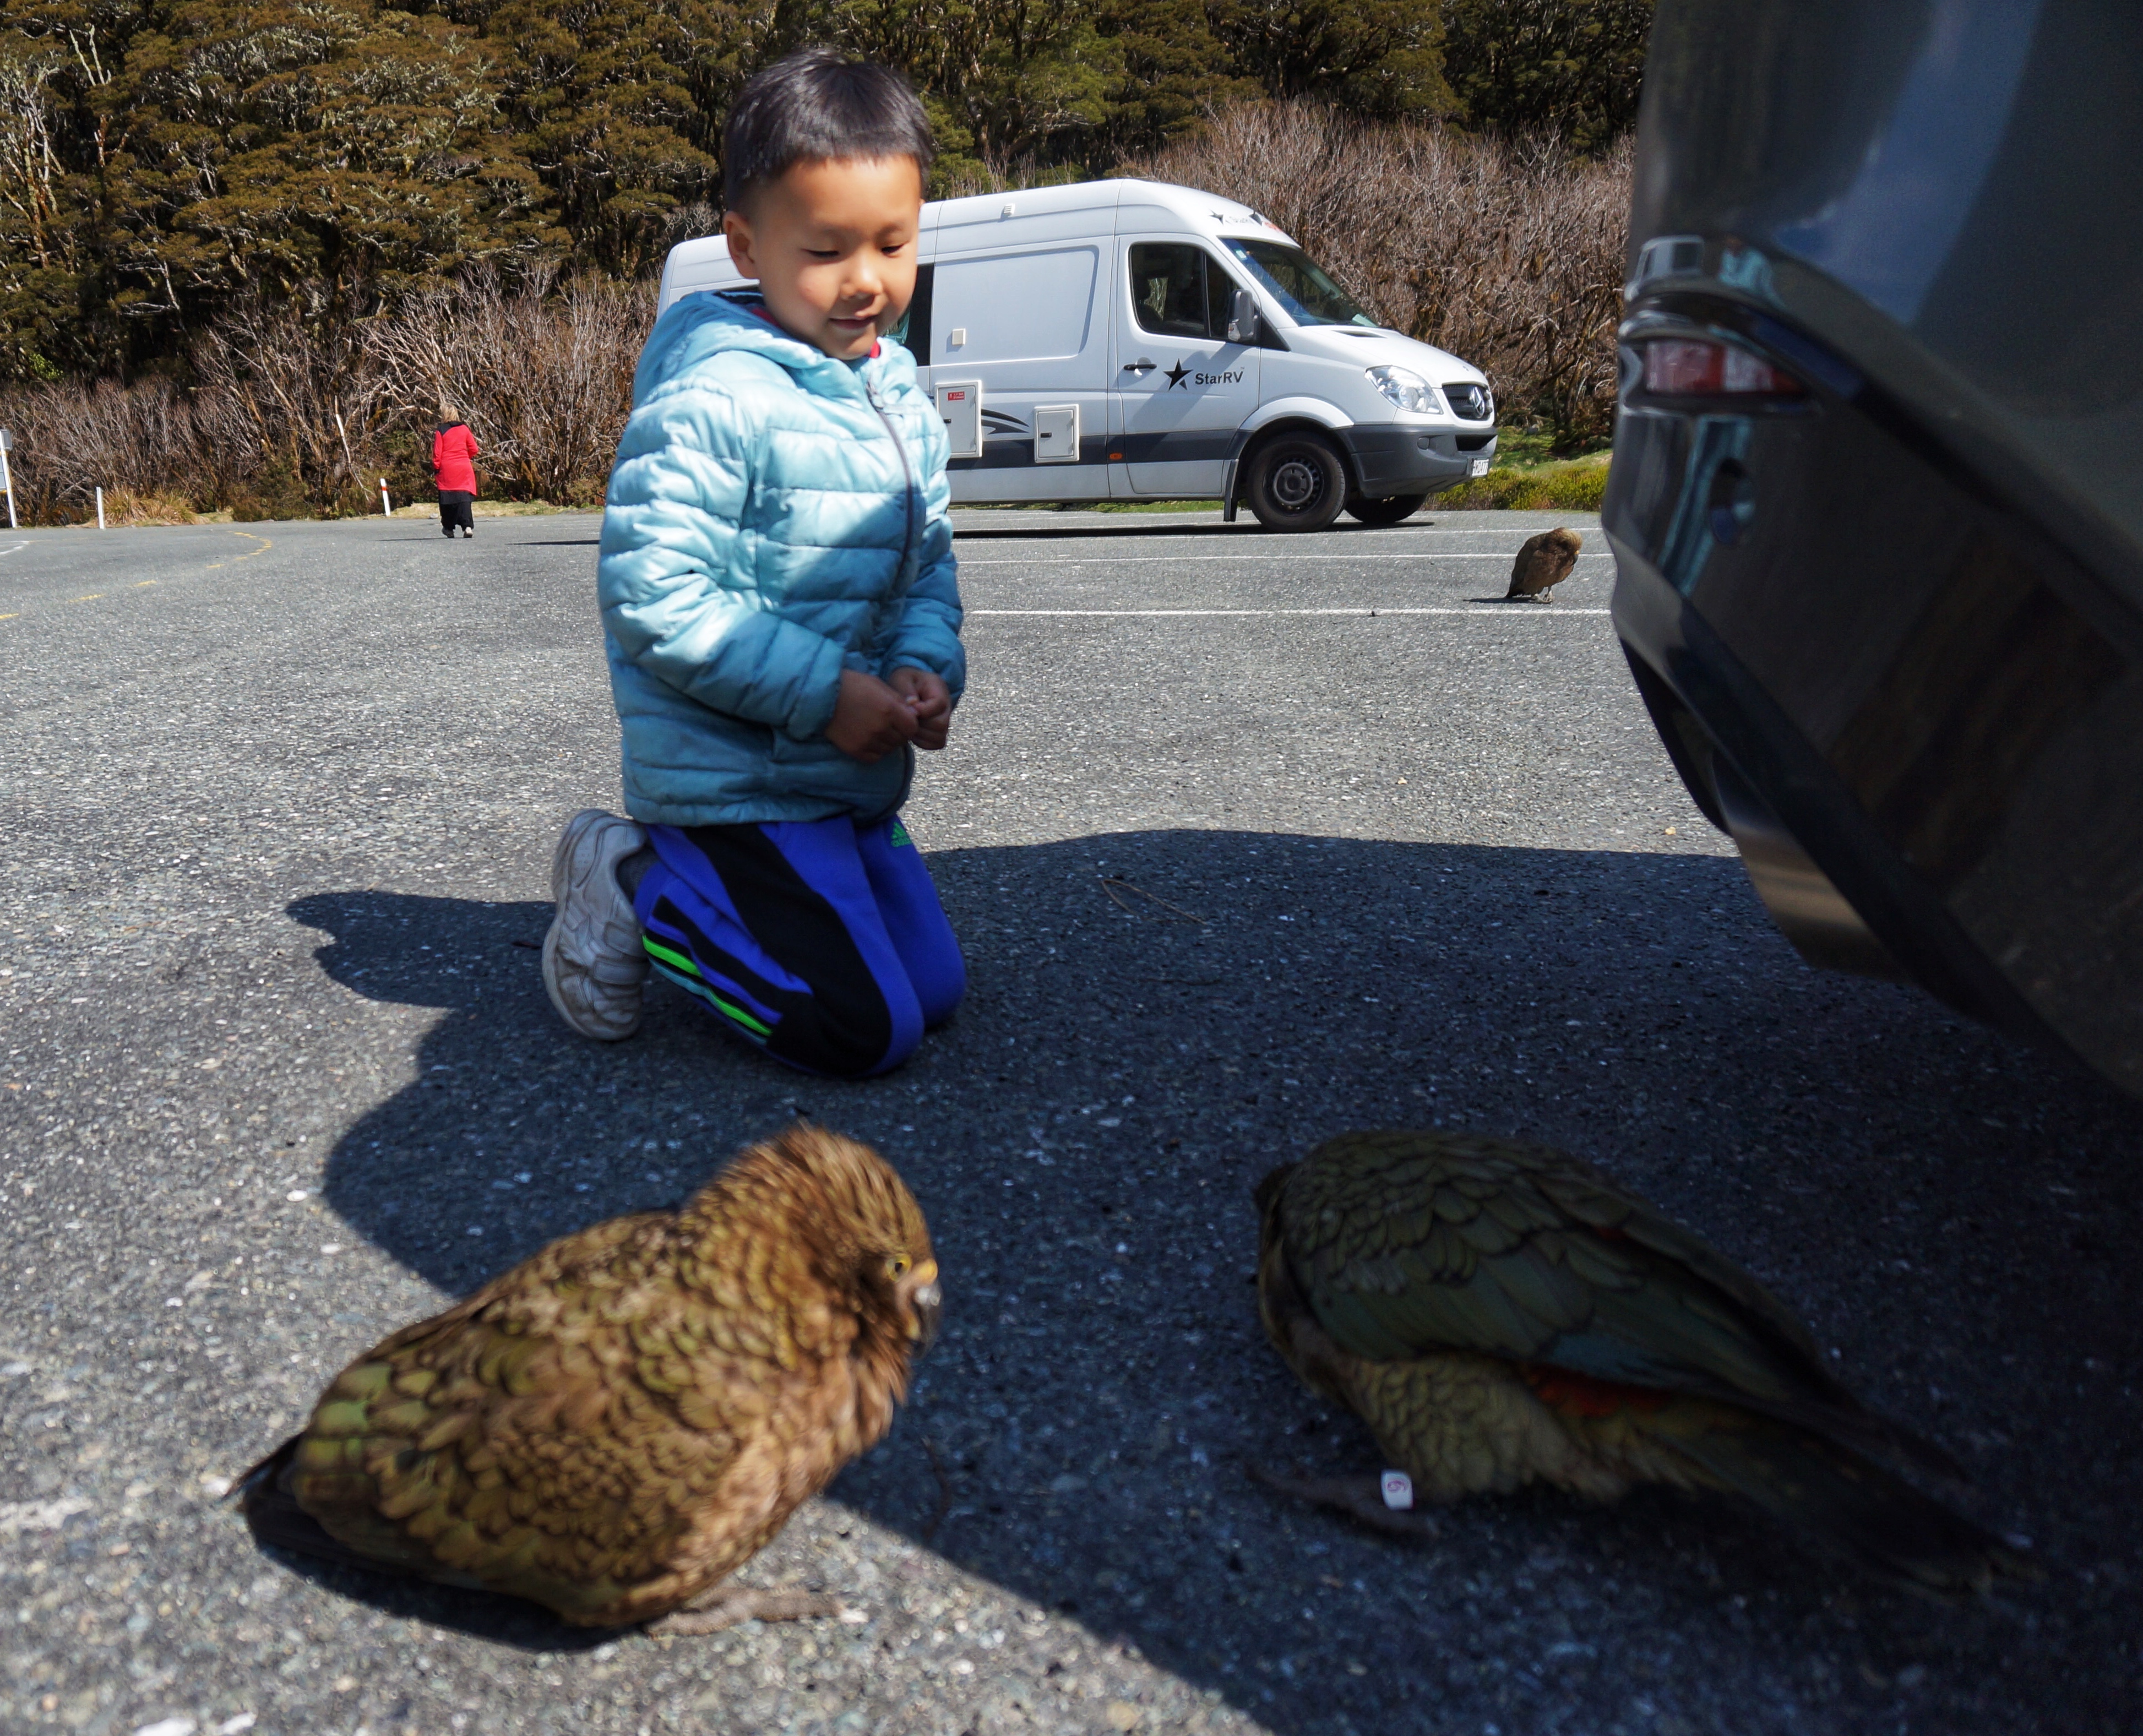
[238,1124,941,1634]
[1254,1129,2035,1598]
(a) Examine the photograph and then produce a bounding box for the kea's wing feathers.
[1531,1163,1967,1482]
[289,1211,737,1619]
[1285,1133,1961,1479]
[351,1210,670,1362]
[1533,1167,1825,1363]
[1288,1134,1616,1365]
[1312,1247,1590,1363]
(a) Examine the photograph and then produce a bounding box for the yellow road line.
[0,546,232,622]
[205,528,271,571]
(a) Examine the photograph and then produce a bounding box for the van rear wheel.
[1345,493,1428,526]
[1243,433,1348,532]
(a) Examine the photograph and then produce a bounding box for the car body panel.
[1608,0,2143,1097]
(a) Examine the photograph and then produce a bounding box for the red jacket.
[433,422,481,495]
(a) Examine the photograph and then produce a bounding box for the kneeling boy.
[543,48,965,1078]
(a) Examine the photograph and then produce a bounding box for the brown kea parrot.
[1505,527,1582,602]
[1254,1130,2035,1598]
[239,1124,940,1634]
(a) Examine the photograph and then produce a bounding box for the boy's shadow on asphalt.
[284,829,2140,1717]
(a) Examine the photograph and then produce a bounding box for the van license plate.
[1468,458,1491,477]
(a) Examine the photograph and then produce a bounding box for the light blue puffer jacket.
[598,291,963,827]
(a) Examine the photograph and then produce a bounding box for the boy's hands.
[888,666,953,750]
[826,670,919,763]
[823,668,954,762]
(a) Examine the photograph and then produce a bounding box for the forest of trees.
[0,0,1647,520]
[0,0,1649,381]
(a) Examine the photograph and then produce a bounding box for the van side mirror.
[1226,287,1261,345]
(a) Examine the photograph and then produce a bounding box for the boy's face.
[723,156,924,361]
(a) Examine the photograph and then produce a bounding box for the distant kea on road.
[1505,527,1582,601]
[1254,1129,2036,1598]
[240,1124,941,1634]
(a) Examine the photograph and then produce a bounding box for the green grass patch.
[1438,438,1611,512]
[1489,426,1612,467]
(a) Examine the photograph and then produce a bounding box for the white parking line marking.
[958,523,1594,535]
[970,607,1610,617]
[959,553,1614,566]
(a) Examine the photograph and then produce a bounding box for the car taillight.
[1640,337,1804,398]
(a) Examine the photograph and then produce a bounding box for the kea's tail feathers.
[1673,1423,2039,1600]
[235,1435,421,1581]
[238,1437,351,1564]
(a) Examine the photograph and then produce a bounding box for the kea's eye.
[888,1256,911,1280]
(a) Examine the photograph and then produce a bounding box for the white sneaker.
[543,809,650,1040]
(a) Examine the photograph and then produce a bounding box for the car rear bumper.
[1606,294,2143,1098]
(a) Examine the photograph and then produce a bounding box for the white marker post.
[0,428,14,529]
[379,476,391,517]
[95,485,105,530]
[1380,1470,1415,1510]
[333,408,358,489]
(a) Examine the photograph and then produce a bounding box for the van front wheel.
[1345,492,1428,526]
[1242,434,1348,532]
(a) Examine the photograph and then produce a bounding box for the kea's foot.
[646,1583,842,1637]
[1250,1464,1442,1539]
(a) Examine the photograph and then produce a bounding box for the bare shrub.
[193,301,391,516]
[0,271,650,521]
[365,268,651,506]
[1125,102,1630,449]
[0,378,203,523]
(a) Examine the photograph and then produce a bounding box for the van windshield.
[1222,240,1379,328]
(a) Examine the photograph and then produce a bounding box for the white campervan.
[656,178,1497,532]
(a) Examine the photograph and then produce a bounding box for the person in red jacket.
[432,406,481,538]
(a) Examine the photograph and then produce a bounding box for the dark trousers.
[438,491,475,535]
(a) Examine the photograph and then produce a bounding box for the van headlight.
[1366,366,1441,415]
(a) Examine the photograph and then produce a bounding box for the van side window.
[1129,243,1241,340]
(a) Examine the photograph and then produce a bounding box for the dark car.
[1604,0,2143,1098]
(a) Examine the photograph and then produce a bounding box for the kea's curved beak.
[910,1263,942,1355]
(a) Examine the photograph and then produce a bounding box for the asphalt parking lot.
[1,507,2138,1736]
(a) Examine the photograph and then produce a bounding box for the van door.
[1111,240,1259,497]
[926,243,1112,503]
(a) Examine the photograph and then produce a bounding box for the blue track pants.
[633,814,964,1078]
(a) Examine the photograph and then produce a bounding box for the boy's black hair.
[722,48,934,213]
